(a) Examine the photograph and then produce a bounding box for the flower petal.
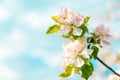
[73,27,82,36]
[74,58,84,67]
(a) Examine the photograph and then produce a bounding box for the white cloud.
[86,0,100,3]
[0,29,27,80]
[0,29,27,60]
[30,48,62,68]
[0,0,23,22]
[20,12,41,28]
[2,0,22,13]
[17,11,53,29]
[0,65,18,80]
[0,7,10,21]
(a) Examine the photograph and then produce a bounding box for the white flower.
[81,49,93,58]
[74,58,84,67]
[62,37,92,67]
[72,27,82,36]
[73,12,84,26]
[61,25,70,33]
[94,24,111,39]
[57,8,74,24]
[56,8,85,33]
[94,24,112,45]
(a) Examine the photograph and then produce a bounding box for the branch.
[97,57,120,77]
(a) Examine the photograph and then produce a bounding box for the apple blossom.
[52,8,86,36]
[62,37,92,67]
[57,8,84,26]
[94,24,111,45]
[94,24,111,39]
[57,8,70,24]
[73,12,84,27]
[61,25,70,33]
[72,27,82,36]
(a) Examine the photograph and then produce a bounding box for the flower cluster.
[56,8,84,34]
[46,8,114,80]
[48,8,90,39]
[62,37,92,68]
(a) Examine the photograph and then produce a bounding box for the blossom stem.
[97,57,120,77]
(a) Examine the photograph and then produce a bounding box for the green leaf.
[59,72,71,78]
[59,64,74,78]
[62,34,71,38]
[80,30,86,37]
[51,16,63,24]
[81,61,94,80]
[72,35,80,40]
[51,16,59,23]
[65,64,74,73]
[84,16,90,24]
[78,24,89,37]
[91,45,99,59]
[46,25,60,34]
[80,24,89,33]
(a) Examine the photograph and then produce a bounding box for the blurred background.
[0,0,120,80]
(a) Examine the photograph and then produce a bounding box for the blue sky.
[0,0,120,80]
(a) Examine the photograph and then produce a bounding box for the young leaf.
[65,64,74,73]
[72,35,80,40]
[46,25,60,34]
[84,16,90,24]
[59,64,74,78]
[62,34,71,38]
[78,24,89,37]
[59,72,71,78]
[80,24,89,33]
[91,45,99,59]
[51,16,59,23]
[81,61,94,80]
[80,30,86,38]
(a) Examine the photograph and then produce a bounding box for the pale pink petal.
[72,27,82,36]
[81,49,92,58]
[61,25,70,33]
[74,58,84,67]
[102,40,111,45]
